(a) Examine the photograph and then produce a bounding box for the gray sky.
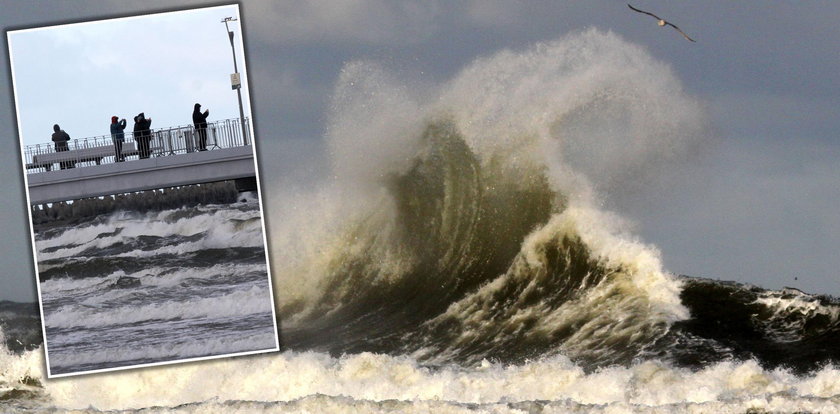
[1,1,838,302]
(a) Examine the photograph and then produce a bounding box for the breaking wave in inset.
[32,198,275,376]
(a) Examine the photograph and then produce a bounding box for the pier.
[24,119,257,205]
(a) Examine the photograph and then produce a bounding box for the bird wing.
[627,4,662,21]
[665,21,696,42]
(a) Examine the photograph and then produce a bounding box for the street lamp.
[222,17,248,145]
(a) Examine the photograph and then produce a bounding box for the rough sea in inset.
[2,30,840,413]
[34,195,277,375]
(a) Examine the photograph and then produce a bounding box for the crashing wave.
[276,29,704,368]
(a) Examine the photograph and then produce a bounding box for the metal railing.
[24,118,251,173]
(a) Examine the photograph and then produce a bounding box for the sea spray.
[438,29,705,200]
[274,29,703,365]
[0,327,43,404]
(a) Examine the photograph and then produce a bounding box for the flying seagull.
[628,4,695,42]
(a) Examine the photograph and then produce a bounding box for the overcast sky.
[8,4,250,147]
[1,1,838,302]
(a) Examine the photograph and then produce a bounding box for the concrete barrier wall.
[26,146,256,204]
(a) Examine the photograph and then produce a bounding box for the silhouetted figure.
[192,103,210,151]
[51,124,73,170]
[133,113,153,159]
[110,116,127,162]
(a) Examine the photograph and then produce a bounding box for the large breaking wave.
[274,28,702,368]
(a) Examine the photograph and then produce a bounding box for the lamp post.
[222,17,248,145]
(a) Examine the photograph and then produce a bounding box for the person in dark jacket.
[110,116,127,162]
[132,115,143,158]
[133,113,153,159]
[192,103,210,151]
[51,124,73,169]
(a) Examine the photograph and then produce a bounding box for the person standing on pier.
[192,103,210,151]
[133,113,153,159]
[51,124,73,169]
[110,116,127,162]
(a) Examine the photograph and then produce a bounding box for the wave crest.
[275,29,705,366]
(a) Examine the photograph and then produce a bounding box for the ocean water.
[33,195,277,376]
[2,29,839,413]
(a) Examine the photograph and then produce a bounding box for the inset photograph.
[8,5,278,377]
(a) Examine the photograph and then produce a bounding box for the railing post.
[23,117,247,174]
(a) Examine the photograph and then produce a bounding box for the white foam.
[3,331,840,412]
[39,269,127,298]
[0,329,42,391]
[36,205,264,262]
[33,351,840,412]
[412,205,686,364]
[548,205,687,321]
[39,262,267,306]
[48,332,277,373]
[753,289,840,342]
[42,284,273,330]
